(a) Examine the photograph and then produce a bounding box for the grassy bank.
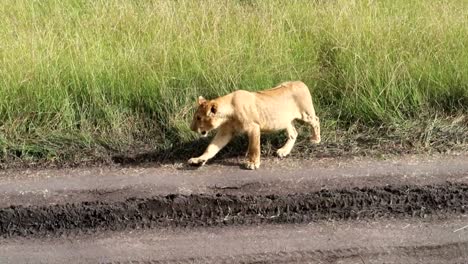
[0,0,467,166]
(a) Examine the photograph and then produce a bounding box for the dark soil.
[1,182,467,238]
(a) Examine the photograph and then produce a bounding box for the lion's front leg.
[245,124,261,170]
[188,127,233,166]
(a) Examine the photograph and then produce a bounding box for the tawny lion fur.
[189,81,321,170]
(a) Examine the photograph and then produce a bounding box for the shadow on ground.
[111,116,468,168]
[110,132,416,167]
[112,135,275,166]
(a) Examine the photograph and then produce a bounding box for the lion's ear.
[210,103,218,115]
[197,96,206,105]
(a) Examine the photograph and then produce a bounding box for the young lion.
[188,81,321,170]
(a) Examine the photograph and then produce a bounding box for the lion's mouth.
[201,131,207,137]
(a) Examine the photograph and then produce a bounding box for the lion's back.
[224,81,314,130]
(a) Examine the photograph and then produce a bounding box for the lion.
[188,81,321,170]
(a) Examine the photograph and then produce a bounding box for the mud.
[1,182,467,238]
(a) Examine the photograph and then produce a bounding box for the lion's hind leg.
[301,112,321,144]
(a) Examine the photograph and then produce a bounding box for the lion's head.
[190,96,221,137]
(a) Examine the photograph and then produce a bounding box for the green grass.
[0,0,467,166]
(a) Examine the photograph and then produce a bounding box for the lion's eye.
[197,117,201,121]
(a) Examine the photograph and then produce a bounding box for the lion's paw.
[276,148,290,158]
[188,157,206,166]
[310,136,321,144]
[244,160,260,170]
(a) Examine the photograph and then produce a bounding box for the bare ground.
[0,153,467,263]
[1,217,468,264]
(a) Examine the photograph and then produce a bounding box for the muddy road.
[0,154,468,263]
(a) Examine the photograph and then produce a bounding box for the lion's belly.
[258,111,300,131]
[260,122,290,132]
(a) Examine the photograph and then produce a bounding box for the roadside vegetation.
[1,0,467,167]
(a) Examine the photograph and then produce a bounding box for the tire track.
[1,182,467,238]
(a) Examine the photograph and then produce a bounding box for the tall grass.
[0,0,467,163]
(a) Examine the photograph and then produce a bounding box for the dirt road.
[0,154,467,263]
[1,217,467,264]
